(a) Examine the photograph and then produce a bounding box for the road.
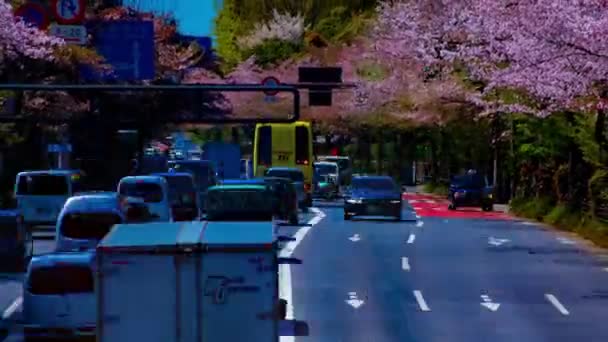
[282,195,608,342]
[4,199,608,341]
[0,228,55,340]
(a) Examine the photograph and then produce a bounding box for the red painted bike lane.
[402,193,512,220]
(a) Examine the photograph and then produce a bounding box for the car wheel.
[344,212,351,220]
[448,203,456,210]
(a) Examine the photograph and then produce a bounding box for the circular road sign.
[52,0,86,25]
[14,3,50,30]
[261,76,280,96]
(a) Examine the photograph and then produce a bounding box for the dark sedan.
[344,176,402,221]
[448,172,494,211]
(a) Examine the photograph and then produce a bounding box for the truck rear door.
[98,253,183,342]
[200,250,278,341]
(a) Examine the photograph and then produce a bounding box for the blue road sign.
[47,144,72,153]
[81,20,155,81]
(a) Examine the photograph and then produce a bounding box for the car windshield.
[322,158,350,170]
[452,174,486,188]
[16,174,69,195]
[160,175,195,203]
[352,178,396,191]
[118,182,163,203]
[265,170,304,182]
[169,162,210,189]
[27,265,93,294]
[206,189,273,220]
[60,212,122,240]
[315,164,338,175]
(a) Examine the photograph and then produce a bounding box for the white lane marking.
[603,267,608,272]
[521,221,537,226]
[416,215,421,219]
[545,294,570,315]
[488,237,510,246]
[407,234,416,244]
[416,220,424,227]
[348,233,361,242]
[2,296,22,319]
[279,207,325,342]
[557,237,576,245]
[402,257,410,271]
[413,290,430,311]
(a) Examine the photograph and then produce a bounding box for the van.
[150,172,199,221]
[117,176,173,222]
[22,252,96,342]
[167,160,218,212]
[55,193,124,252]
[15,170,84,226]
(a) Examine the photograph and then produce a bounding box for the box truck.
[95,221,305,342]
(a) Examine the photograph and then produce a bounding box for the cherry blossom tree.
[0,0,63,65]
[374,0,608,115]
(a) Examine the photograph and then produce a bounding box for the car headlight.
[346,199,362,204]
[486,193,493,198]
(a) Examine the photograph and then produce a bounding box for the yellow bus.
[253,121,314,206]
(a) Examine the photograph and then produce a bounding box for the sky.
[122,0,221,37]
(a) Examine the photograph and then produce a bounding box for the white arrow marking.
[481,302,500,311]
[407,234,416,244]
[488,237,510,246]
[345,292,364,308]
[480,294,500,311]
[545,294,569,315]
[413,290,430,311]
[416,220,424,227]
[348,234,361,242]
[402,257,410,271]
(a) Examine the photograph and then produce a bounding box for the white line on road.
[416,220,424,227]
[407,234,416,244]
[402,257,410,271]
[279,207,325,342]
[413,290,430,311]
[416,215,421,219]
[2,296,22,319]
[545,294,570,315]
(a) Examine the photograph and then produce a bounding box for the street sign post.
[14,3,50,30]
[262,76,280,103]
[82,20,155,81]
[49,24,87,45]
[52,0,86,25]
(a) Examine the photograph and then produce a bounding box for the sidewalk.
[405,185,510,213]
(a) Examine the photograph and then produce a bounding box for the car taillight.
[296,159,309,165]
[304,183,311,191]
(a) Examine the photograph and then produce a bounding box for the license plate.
[367,205,383,213]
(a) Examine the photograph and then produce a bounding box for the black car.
[448,172,494,211]
[344,176,402,221]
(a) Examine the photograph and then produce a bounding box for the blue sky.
[122,0,221,37]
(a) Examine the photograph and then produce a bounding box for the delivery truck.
[95,221,304,342]
[201,142,241,180]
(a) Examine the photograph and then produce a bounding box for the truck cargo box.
[96,221,279,342]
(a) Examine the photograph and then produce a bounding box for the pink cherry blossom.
[0,0,64,64]
[374,0,608,115]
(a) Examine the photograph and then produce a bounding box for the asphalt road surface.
[4,200,608,342]
[281,195,608,342]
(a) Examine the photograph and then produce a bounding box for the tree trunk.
[595,108,607,164]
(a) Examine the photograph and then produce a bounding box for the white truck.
[95,221,306,342]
